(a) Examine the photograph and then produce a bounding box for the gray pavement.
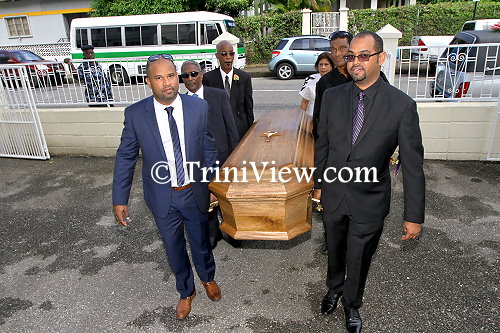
[0,157,499,333]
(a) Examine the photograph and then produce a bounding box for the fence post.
[302,8,312,35]
[339,6,349,31]
[377,24,402,86]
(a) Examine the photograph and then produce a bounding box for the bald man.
[203,40,254,139]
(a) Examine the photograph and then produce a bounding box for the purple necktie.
[352,92,365,145]
[165,106,185,186]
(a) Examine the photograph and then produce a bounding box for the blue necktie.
[192,93,199,98]
[352,92,365,145]
[165,106,185,186]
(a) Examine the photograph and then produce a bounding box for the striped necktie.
[224,75,231,97]
[352,92,365,145]
[165,106,185,186]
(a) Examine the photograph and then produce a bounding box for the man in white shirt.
[112,54,220,320]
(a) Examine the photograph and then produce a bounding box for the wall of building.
[0,0,90,46]
[36,102,499,160]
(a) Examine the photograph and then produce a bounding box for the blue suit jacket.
[112,94,218,218]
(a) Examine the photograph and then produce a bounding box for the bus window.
[106,27,122,47]
[91,28,105,47]
[203,23,219,44]
[76,28,88,48]
[141,25,157,45]
[125,26,140,46]
[161,24,177,44]
[178,24,195,44]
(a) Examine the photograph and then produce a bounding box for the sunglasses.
[147,54,174,62]
[328,31,353,41]
[343,51,382,62]
[180,71,200,79]
[218,51,235,56]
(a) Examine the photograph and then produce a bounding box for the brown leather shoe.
[201,280,221,301]
[175,290,196,319]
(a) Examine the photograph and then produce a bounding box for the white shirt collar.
[153,93,182,113]
[220,67,234,87]
[186,85,204,100]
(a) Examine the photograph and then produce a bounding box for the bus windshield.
[224,20,237,35]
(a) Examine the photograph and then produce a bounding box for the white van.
[69,11,246,84]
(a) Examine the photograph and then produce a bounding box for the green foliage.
[90,0,251,17]
[349,1,500,46]
[234,11,302,63]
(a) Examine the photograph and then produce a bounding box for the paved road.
[1,161,499,332]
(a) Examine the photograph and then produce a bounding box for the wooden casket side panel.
[210,109,314,240]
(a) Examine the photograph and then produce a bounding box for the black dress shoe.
[321,290,342,314]
[343,305,362,333]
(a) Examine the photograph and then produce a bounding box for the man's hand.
[401,221,421,240]
[113,205,130,227]
[210,193,218,204]
[312,189,321,200]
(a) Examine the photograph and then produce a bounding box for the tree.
[90,0,252,17]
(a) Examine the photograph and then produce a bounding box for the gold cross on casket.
[260,131,281,142]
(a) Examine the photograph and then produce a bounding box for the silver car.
[431,31,500,99]
[268,35,330,80]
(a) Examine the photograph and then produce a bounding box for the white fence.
[0,42,70,61]
[311,12,340,36]
[395,43,500,102]
[0,53,217,106]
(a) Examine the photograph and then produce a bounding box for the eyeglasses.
[180,71,200,79]
[147,54,174,62]
[328,31,353,41]
[343,51,382,62]
[218,51,235,56]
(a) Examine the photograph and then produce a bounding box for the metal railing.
[311,12,340,36]
[0,53,217,106]
[395,43,500,102]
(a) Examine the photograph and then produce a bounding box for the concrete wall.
[37,102,499,160]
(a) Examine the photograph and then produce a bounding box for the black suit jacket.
[202,86,240,164]
[314,79,425,224]
[203,67,254,139]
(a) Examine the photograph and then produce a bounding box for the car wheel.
[109,66,129,86]
[276,62,294,80]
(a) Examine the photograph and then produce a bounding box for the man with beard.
[181,60,240,249]
[112,54,221,320]
[203,40,254,139]
[313,32,425,333]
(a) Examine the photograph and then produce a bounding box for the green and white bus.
[69,11,245,84]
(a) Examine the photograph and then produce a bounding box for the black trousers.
[323,197,384,309]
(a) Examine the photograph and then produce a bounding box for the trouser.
[323,198,384,308]
[153,187,215,298]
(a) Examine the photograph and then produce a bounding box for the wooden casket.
[208,109,314,240]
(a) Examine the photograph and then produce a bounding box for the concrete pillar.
[339,6,349,32]
[301,8,312,35]
[409,0,416,5]
[371,0,377,10]
[377,24,402,85]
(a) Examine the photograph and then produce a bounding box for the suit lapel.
[144,96,167,161]
[180,94,192,161]
[214,68,224,90]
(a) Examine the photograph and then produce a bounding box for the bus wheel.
[109,66,129,86]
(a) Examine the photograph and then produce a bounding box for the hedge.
[349,2,500,46]
[234,11,302,64]
[235,2,500,64]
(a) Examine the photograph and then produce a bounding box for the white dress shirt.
[219,67,233,89]
[153,94,188,187]
[187,85,204,100]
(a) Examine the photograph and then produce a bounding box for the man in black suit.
[181,60,240,249]
[313,31,353,140]
[313,32,425,333]
[203,40,254,139]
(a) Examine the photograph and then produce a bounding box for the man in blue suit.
[112,54,221,320]
[180,60,240,249]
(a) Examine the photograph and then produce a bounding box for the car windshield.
[10,51,44,62]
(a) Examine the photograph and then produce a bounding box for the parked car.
[0,50,66,88]
[430,30,500,99]
[268,35,330,80]
[461,19,500,31]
